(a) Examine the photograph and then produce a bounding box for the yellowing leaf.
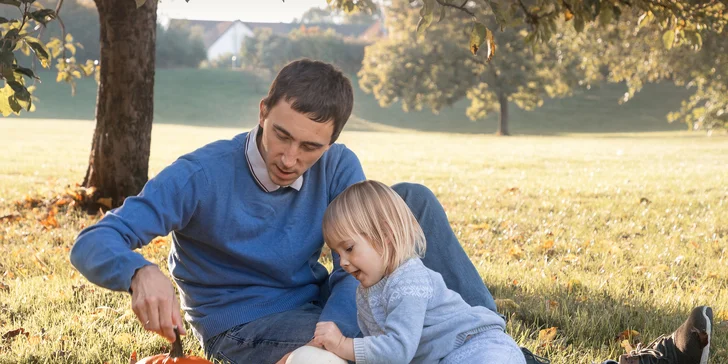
[663,30,675,49]
[469,22,488,55]
[542,240,555,250]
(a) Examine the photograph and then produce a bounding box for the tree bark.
[496,92,510,136]
[83,0,157,207]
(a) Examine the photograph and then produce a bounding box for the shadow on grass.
[486,281,714,362]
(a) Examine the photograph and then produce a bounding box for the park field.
[0,118,726,363]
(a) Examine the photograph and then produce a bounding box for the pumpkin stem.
[170,326,184,358]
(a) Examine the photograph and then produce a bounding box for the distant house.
[167,19,385,61]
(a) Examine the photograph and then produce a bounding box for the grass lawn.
[0,118,726,363]
[11,68,691,135]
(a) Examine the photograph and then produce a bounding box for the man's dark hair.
[262,59,354,144]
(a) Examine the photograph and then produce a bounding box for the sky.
[157,0,327,23]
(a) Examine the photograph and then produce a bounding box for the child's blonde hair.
[323,180,426,274]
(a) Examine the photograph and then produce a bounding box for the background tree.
[331,0,726,61]
[156,22,207,68]
[0,0,96,116]
[358,0,599,135]
[240,27,367,75]
[584,12,728,131]
[299,5,380,25]
[82,0,158,207]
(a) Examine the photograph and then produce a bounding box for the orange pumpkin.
[134,327,212,364]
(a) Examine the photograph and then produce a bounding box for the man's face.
[258,99,334,187]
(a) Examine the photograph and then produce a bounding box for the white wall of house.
[207,21,254,60]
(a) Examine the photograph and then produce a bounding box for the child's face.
[328,236,387,288]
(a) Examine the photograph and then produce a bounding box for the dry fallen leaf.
[538,327,558,346]
[567,279,583,293]
[495,298,520,312]
[621,339,634,352]
[546,299,559,310]
[508,245,524,260]
[616,329,641,342]
[2,328,29,342]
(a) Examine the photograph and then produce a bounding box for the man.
[70,59,498,363]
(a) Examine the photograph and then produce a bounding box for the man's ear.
[258,99,267,127]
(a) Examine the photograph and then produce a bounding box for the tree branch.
[517,0,538,25]
[436,0,475,17]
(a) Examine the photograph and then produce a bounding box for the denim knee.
[391,182,437,206]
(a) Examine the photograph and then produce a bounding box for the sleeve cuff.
[353,337,368,364]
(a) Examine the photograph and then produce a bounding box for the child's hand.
[313,322,354,361]
[313,321,344,349]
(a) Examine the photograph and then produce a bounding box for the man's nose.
[281,148,297,169]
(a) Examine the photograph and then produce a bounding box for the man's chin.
[270,174,297,187]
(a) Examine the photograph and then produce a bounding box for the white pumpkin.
[285,345,347,364]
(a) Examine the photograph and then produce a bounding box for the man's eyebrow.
[273,124,325,148]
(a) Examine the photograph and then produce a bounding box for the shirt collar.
[245,125,303,192]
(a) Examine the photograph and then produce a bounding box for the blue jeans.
[204,183,498,364]
[440,328,526,364]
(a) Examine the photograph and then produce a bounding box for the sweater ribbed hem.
[454,323,504,348]
[353,338,368,364]
[190,286,316,342]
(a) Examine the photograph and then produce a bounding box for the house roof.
[167,19,236,48]
[167,19,378,49]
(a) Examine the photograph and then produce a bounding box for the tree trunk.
[83,0,157,208]
[496,92,510,136]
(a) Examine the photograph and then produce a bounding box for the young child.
[313,180,527,364]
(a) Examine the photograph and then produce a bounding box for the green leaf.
[662,30,675,49]
[0,49,14,68]
[416,0,435,38]
[0,17,10,24]
[8,95,22,113]
[25,37,50,67]
[135,0,146,8]
[7,80,30,101]
[3,29,21,50]
[487,0,507,30]
[469,22,488,55]
[13,65,37,79]
[574,16,585,33]
[599,4,613,27]
[30,9,56,25]
[585,0,600,18]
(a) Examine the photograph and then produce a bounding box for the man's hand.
[130,265,186,342]
[312,322,355,361]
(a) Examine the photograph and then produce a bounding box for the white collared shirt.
[244,125,303,192]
